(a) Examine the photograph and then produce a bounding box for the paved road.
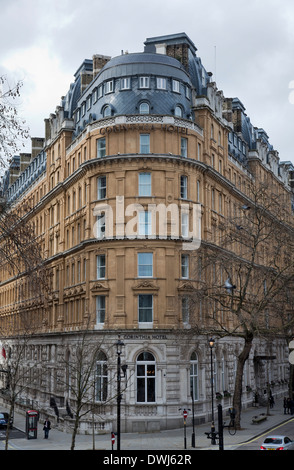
[236,420,294,450]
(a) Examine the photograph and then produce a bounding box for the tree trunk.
[232,334,253,429]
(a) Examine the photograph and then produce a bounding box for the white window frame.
[138,294,153,327]
[121,77,131,90]
[180,175,188,199]
[138,252,153,278]
[96,254,106,279]
[97,138,106,158]
[156,77,167,89]
[97,175,106,200]
[172,79,180,93]
[181,254,189,278]
[105,80,114,94]
[181,137,188,157]
[96,295,106,325]
[138,172,151,196]
[140,134,150,154]
[139,76,150,88]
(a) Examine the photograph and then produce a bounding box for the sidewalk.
[0,397,293,451]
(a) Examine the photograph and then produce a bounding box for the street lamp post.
[115,335,124,451]
[209,337,216,445]
[191,381,195,448]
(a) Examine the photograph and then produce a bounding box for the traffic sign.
[183,410,188,419]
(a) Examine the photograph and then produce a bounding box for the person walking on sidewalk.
[43,418,51,439]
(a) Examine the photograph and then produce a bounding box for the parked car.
[260,435,294,450]
[0,412,13,428]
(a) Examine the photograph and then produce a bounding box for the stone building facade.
[0,33,292,433]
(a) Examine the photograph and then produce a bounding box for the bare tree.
[0,75,29,166]
[190,180,294,428]
[0,202,50,449]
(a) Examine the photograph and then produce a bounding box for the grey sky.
[1,0,294,163]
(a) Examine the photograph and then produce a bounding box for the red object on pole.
[111,432,115,445]
[183,410,188,419]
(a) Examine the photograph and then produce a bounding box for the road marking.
[236,418,294,447]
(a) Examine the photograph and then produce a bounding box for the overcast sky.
[1,0,294,164]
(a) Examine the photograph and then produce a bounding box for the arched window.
[190,352,199,401]
[139,102,150,114]
[175,105,183,117]
[96,351,108,401]
[103,105,111,117]
[136,352,156,403]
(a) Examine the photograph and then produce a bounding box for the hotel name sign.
[99,123,190,135]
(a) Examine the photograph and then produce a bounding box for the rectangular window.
[181,137,188,157]
[139,173,151,196]
[138,253,153,277]
[105,80,114,94]
[156,77,167,89]
[181,254,189,278]
[96,214,105,238]
[87,95,91,110]
[181,212,189,237]
[97,176,106,199]
[121,77,131,89]
[140,134,150,153]
[98,85,103,98]
[96,296,106,324]
[97,254,106,279]
[97,138,106,158]
[180,175,187,199]
[139,211,152,236]
[139,76,150,88]
[138,294,153,324]
[172,79,180,93]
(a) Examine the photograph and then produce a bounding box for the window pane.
[97,255,106,279]
[138,253,153,277]
[137,378,145,402]
[139,173,151,196]
[139,102,149,114]
[147,378,155,402]
[138,294,153,322]
[181,137,187,157]
[98,176,106,199]
[97,138,106,158]
[96,296,105,323]
[140,134,150,153]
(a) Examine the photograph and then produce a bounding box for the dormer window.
[139,76,150,89]
[103,105,111,117]
[105,80,114,94]
[175,105,183,118]
[156,77,167,89]
[172,80,180,93]
[139,102,150,115]
[121,77,131,90]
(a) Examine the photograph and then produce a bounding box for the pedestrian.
[287,397,291,414]
[269,395,275,408]
[43,418,51,439]
[283,397,288,414]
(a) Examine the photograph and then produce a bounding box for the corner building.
[1,33,293,433]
